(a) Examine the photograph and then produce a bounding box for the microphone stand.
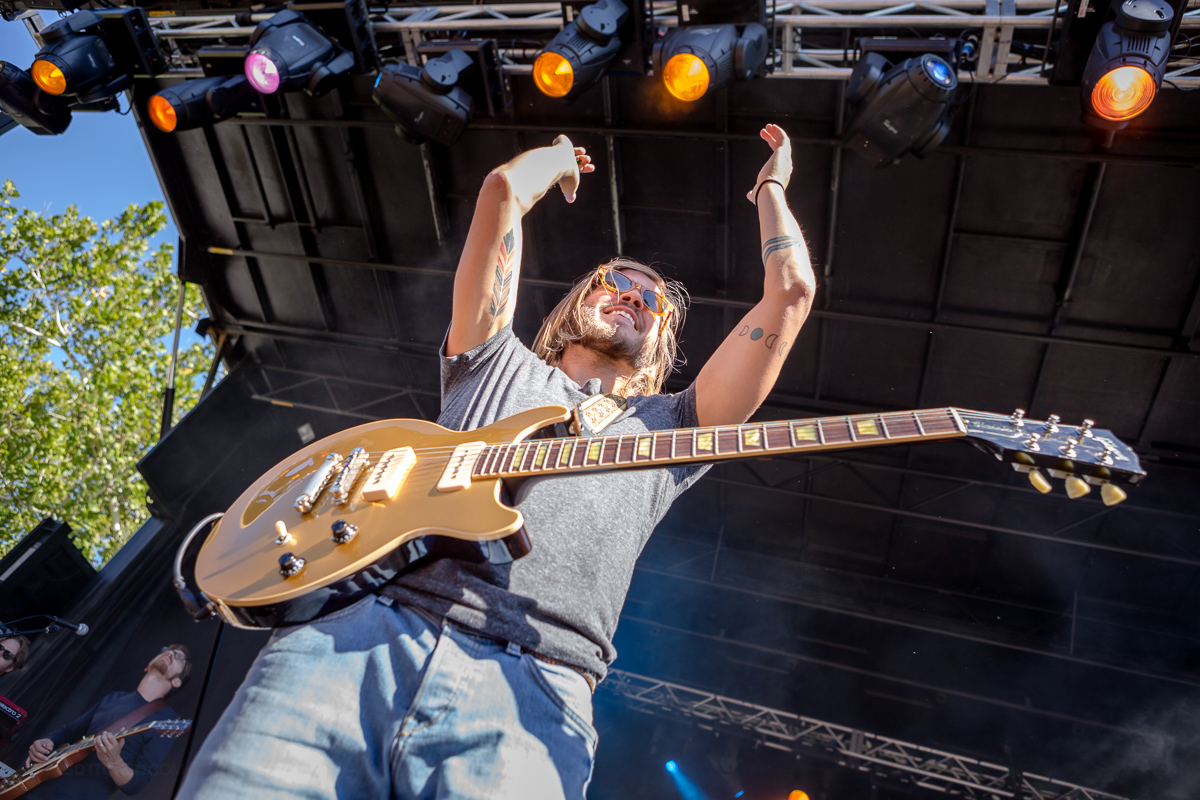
[0,616,84,637]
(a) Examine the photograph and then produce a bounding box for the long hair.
[531,257,688,397]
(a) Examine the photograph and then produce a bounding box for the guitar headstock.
[148,719,193,737]
[958,409,1145,505]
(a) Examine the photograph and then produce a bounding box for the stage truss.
[604,669,1134,800]
[14,1,1200,86]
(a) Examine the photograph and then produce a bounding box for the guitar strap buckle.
[570,393,628,437]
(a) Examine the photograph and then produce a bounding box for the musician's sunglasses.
[160,647,187,664]
[0,646,14,663]
[594,268,674,333]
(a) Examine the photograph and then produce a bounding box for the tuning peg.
[1064,476,1091,499]
[1009,408,1026,428]
[1099,443,1117,466]
[1100,483,1127,506]
[1042,414,1061,434]
[1075,419,1095,439]
[1028,469,1053,494]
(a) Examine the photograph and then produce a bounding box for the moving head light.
[844,51,958,166]
[31,8,165,104]
[0,61,72,135]
[533,0,629,100]
[373,49,475,145]
[1081,0,1173,128]
[244,9,356,97]
[652,23,767,102]
[147,75,259,133]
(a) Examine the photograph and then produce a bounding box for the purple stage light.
[244,53,280,94]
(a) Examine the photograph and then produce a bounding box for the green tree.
[0,180,212,564]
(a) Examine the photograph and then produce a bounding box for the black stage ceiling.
[2,2,1199,798]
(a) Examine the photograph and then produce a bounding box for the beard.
[575,305,655,369]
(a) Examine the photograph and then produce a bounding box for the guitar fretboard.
[473,409,966,479]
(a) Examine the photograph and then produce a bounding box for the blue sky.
[1,19,176,243]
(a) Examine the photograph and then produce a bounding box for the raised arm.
[446,135,594,357]
[694,124,817,426]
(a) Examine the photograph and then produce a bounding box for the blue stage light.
[665,760,679,773]
[734,793,744,798]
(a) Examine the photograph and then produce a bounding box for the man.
[0,635,30,676]
[178,123,814,799]
[22,645,190,798]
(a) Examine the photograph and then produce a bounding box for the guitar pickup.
[436,441,486,493]
[361,447,417,502]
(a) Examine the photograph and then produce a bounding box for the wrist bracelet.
[753,179,786,206]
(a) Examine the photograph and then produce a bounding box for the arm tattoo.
[762,235,804,264]
[737,325,789,359]
[487,229,517,321]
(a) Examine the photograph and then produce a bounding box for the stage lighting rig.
[533,0,629,100]
[0,61,71,135]
[373,49,475,145]
[652,23,767,102]
[843,51,958,166]
[146,76,259,134]
[1080,0,1173,128]
[30,8,165,105]
[243,9,357,97]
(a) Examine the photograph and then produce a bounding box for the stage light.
[147,75,259,133]
[373,49,476,145]
[652,23,767,102]
[665,760,679,773]
[533,0,629,100]
[843,51,958,165]
[243,9,357,97]
[788,792,811,800]
[30,8,165,105]
[1080,0,1173,127]
[0,62,72,136]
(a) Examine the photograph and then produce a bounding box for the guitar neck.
[50,722,158,761]
[474,408,970,480]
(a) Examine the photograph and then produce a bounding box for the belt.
[529,651,598,694]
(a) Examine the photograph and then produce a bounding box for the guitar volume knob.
[278,552,306,578]
[331,520,358,545]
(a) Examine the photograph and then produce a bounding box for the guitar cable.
[173,513,224,622]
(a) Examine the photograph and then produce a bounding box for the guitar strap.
[570,393,628,436]
[100,698,167,734]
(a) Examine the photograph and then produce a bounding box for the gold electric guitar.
[0,720,191,800]
[187,406,1145,629]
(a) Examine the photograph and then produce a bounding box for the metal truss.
[603,669,1132,800]
[130,1,1200,86]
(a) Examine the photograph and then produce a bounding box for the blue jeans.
[176,596,598,799]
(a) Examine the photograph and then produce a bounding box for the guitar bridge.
[330,447,369,505]
[294,452,343,513]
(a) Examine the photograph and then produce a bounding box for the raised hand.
[551,134,595,204]
[746,123,793,204]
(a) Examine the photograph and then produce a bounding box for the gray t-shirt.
[382,324,708,679]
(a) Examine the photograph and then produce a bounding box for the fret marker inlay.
[856,419,879,436]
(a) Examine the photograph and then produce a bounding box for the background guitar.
[0,719,190,800]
